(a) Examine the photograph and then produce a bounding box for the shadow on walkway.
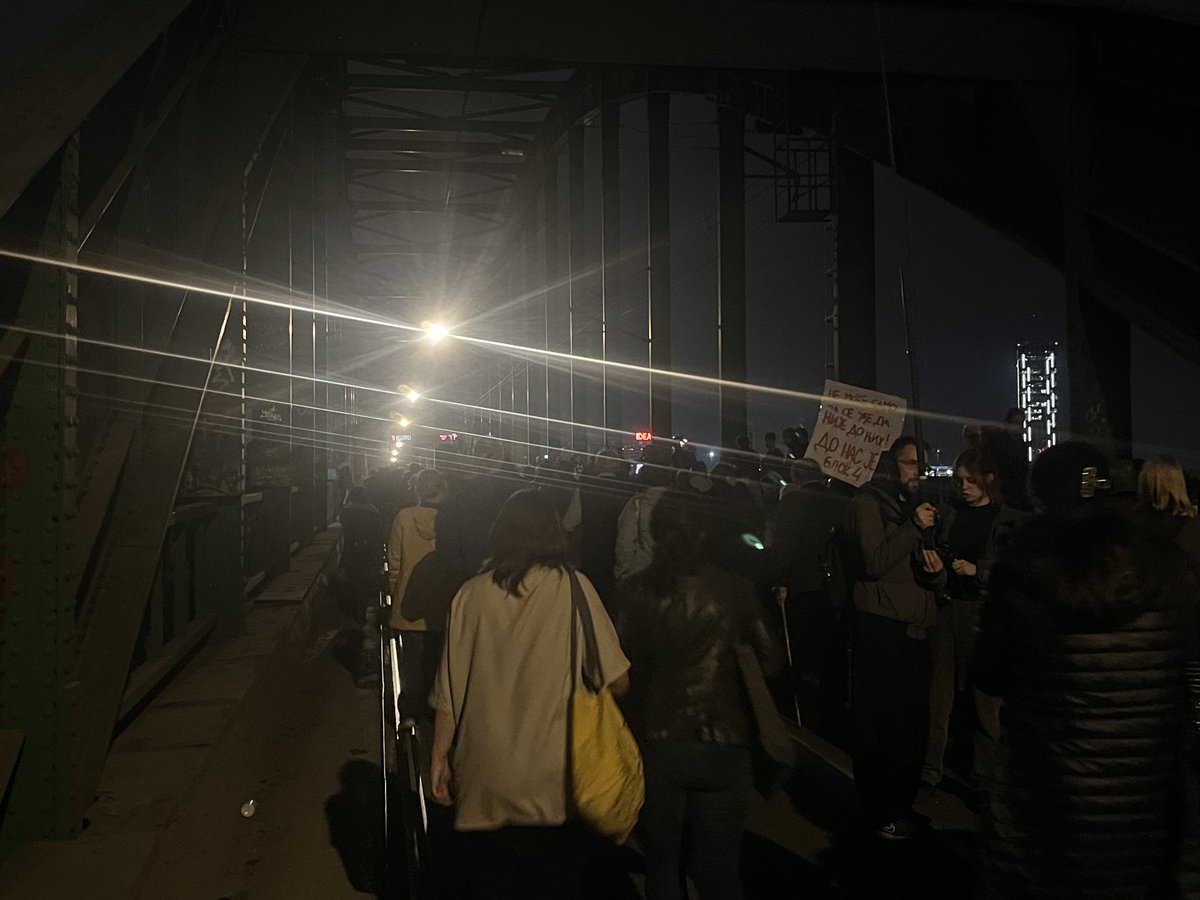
[821,826,979,899]
[325,758,388,897]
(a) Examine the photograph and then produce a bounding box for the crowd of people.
[335,419,1200,900]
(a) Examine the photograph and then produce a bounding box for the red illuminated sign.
[634,431,653,443]
[438,432,459,442]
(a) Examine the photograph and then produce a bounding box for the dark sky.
[602,93,1200,470]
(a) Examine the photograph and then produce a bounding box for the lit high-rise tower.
[1016,342,1060,462]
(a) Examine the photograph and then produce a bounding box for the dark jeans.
[851,611,931,827]
[640,740,753,900]
[450,823,591,900]
[395,629,442,721]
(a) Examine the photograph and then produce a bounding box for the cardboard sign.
[804,380,907,487]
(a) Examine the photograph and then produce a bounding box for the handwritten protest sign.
[804,380,907,487]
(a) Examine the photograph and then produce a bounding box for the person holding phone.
[845,436,941,840]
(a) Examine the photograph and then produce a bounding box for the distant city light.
[1016,341,1060,461]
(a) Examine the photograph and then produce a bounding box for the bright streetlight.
[424,322,448,343]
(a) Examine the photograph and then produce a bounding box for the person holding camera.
[845,436,941,840]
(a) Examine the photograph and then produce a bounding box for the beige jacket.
[388,505,438,629]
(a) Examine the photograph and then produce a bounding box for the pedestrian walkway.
[0,529,343,900]
[0,532,982,899]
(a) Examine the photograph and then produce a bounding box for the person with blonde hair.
[1138,455,1198,518]
[1136,454,1200,581]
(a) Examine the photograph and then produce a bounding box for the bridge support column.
[525,221,546,457]
[647,86,672,440]
[567,122,586,450]
[543,155,566,450]
[1065,285,1131,461]
[1065,87,1132,463]
[718,102,747,449]
[0,137,81,842]
[833,145,876,391]
[600,84,621,443]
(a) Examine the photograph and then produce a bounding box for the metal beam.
[832,144,876,390]
[79,22,229,249]
[345,157,524,175]
[346,73,565,95]
[238,1,1075,82]
[600,82,619,434]
[71,46,307,826]
[352,244,472,258]
[647,86,672,438]
[349,199,507,214]
[341,137,531,154]
[344,115,545,134]
[717,102,747,449]
[0,0,194,217]
[0,136,80,841]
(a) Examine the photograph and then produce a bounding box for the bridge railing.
[119,498,241,724]
[379,592,438,899]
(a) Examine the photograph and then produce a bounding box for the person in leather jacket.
[619,491,783,900]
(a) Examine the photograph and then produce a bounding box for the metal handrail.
[379,594,437,899]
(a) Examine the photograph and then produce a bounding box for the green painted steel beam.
[70,46,307,824]
[0,136,81,842]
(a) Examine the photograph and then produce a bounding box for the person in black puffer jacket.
[619,491,784,900]
[974,442,1200,900]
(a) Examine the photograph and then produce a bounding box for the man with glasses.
[846,435,941,840]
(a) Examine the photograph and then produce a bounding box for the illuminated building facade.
[1016,342,1060,462]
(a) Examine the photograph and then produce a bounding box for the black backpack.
[822,523,856,612]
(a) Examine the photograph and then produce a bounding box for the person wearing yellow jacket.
[388,468,446,718]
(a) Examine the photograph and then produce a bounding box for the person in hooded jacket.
[845,436,940,840]
[974,442,1200,900]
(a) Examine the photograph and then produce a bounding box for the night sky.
[600,93,1200,470]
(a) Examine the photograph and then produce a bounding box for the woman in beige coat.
[388,467,446,717]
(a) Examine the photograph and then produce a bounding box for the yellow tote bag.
[568,570,644,844]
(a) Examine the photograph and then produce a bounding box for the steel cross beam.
[345,73,566,95]
[342,137,532,154]
[343,116,546,134]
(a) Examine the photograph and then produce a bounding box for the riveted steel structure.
[2,0,1200,845]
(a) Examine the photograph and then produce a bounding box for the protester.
[767,458,851,728]
[1135,454,1200,582]
[619,491,783,900]
[387,467,446,717]
[337,486,385,609]
[337,485,386,687]
[429,490,629,900]
[577,449,634,611]
[613,442,675,581]
[975,442,1199,898]
[919,447,1024,797]
[435,437,516,582]
[846,437,940,840]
